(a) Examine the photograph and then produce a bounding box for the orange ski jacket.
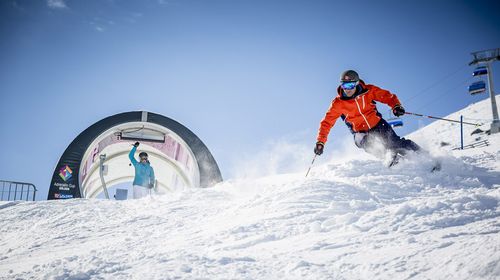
[317,80,401,144]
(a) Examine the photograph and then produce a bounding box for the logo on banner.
[59,165,73,182]
[54,193,73,199]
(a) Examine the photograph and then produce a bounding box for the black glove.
[393,105,405,117]
[133,142,140,147]
[314,142,324,155]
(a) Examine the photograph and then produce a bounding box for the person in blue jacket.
[129,142,155,199]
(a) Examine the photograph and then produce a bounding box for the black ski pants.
[355,118,421,156]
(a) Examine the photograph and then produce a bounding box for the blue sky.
[1,0,499,200]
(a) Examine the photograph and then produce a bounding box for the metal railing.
[0,180,37,201]
[452,139,490,151]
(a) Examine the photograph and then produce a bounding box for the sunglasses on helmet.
[340,81,358,90]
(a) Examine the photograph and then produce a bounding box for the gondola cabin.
[472,66,488,77]
[388,119,403,128]
[468,80,486,95]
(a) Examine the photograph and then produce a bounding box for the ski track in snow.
[1,97,499,279]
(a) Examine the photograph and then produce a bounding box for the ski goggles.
[340,81,359,90]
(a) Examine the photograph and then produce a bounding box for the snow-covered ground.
[407,95,500,172]
[1,97,499,280]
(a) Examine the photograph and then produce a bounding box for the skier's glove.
[393,105,405,117]
[314,142,325,156]
[133,142,140,147]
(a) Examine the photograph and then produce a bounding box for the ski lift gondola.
[387,119,403,128]
[472,66,488,77]
[468,80,486,95]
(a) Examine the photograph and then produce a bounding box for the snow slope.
[1,97,499,280]
[407,95,500,171]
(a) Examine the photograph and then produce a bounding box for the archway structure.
[48,111,222,199]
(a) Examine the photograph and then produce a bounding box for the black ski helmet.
[340,70,359,82]
[139,152,148,158]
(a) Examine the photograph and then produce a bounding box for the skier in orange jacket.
[314,70,421,165]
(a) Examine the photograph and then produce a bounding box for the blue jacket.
[129,146,155,188]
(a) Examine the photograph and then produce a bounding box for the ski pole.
[305,154,317,178]
[405,112,481,126]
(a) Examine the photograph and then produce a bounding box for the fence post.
[460,115,464,150]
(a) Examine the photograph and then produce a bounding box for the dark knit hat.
[340,70,359,82]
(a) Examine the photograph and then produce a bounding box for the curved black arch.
[48,111,223,200]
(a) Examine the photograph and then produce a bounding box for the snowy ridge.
[1,96,500,279]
